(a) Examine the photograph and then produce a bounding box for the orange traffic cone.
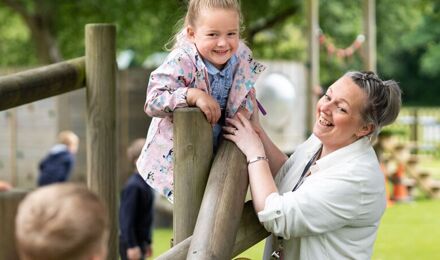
[380,163,393,207]
[392,163,409,202]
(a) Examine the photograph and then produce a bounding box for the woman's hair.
[166,0,243,50]
[345,71,402,141]
[15,183,109,260]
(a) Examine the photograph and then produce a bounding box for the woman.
[224,71,401,259]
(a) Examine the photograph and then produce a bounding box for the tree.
[1,0,439,105]
[1,0,62,63]
[0,0,300,66]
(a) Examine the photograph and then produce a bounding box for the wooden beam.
[173,108,213,244]
[85,24,118,260]
[156,201,270,260]
[0,57,85,111]
[186,140,249,260]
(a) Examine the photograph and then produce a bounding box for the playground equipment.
[406,155,440,199]
[158,108,270,259]
[378,137,440,201]
[0,23,266,259]
[0,24,118,260]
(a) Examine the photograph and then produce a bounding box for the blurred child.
[38,130,79,186]
[0,180,12,191]
[136,0,266,203]
[15,183,109,260]
[119,138,155,260]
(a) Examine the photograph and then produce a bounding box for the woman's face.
[313,76,371,154]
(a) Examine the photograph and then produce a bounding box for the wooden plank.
[0,58,85,111]
[156,201,270,260]
[85,24,118,260]
[187,140,249,260]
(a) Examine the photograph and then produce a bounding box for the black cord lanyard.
[291,146,322,192]
[272,146,324,259]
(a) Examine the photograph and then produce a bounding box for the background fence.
[387,107,440,157]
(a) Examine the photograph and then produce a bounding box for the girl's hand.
[187,88,221,125]
[127,246,142,260]
[223,113,265,160]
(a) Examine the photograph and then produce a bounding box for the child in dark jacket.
[119,138,155,260]
[37,131,79,186]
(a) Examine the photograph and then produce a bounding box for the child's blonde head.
[127,138,146,164]
[167,0,243,50]
[15,183,109,260]
[58,130,79,154]
[185,0,242,28]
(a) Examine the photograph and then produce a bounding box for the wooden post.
[306,0,319,136]
[0,189,28,260]
[10,109,17,186]
[187,140,248,260]
[156,201,270,260]
[411,108,419,154]
[173,108,213,244]
[363,0,376,72]
[85,24,118,260]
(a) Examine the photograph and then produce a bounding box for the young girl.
[136,0,265,203]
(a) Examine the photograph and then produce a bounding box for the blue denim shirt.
[204,55,238,150]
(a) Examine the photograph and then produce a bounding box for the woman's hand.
[187,88,221,125]
[248,88,263,136]
[223,112,266,161]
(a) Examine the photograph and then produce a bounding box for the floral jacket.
[136,40,265,203]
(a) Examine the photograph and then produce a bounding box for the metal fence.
[386,107,440,156]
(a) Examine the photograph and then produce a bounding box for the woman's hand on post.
[223,113,265,160]
[249,88,263,136]
[187,88,221,125]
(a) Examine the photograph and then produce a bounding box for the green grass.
[149,200,440,259]
[373,200,440,260]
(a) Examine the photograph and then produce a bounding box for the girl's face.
[187,8,239,70]
[313,76,372,154]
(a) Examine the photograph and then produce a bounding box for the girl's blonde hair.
[166,0,243,50]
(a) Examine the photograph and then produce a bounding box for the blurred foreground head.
[15,183,109,260]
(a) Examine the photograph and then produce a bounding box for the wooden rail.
[0,57,85,111]
[187,140,249,259]
[156,201,270,259]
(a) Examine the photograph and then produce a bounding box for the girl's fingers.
[204,108,212,124]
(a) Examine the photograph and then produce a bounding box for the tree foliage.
[0,0,439,105]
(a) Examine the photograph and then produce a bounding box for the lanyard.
[271,146,323,259]
[291,146,322,192]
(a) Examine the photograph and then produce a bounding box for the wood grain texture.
[85,24,118,260]
[0,57,85,111]
[173,108,213,244]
